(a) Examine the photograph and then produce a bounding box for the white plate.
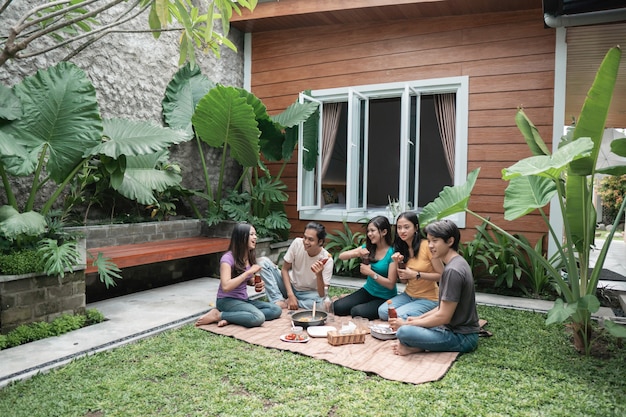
[280,333,310,343]
[370,324,397,340]
[306,325,337,338]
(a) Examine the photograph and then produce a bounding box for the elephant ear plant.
[162,64,318,239]
[0,62,190,286]
[420,46,626,355]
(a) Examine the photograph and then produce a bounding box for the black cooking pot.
[291,310,328,328]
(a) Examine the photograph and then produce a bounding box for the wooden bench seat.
[85,237,230,274]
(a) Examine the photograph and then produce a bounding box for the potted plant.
[419,46,626,354]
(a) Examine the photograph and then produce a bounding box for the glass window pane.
[417,95,454,208]
[408,95,418,209]
[321,103,348,207]
[368,98,401,208]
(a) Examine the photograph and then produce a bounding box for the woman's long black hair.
[229,222,257,276]
[364,216,393,262]
[393,211,422,261]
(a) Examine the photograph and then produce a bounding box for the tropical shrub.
[325,220,366,276]
[161,64,318,240]
[419,47,626,354]
[513,234,563,296]
[0,62,189,285]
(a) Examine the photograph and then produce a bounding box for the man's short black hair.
[305,221,326,242]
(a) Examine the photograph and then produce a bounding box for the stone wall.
[0,1,244,216]
[0,271,86,334]
[76,219,205,249]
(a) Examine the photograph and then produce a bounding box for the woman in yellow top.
[378,211,443,320]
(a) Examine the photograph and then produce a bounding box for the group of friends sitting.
[195,213,480,356]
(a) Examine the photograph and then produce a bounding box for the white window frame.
[298,76,469,227]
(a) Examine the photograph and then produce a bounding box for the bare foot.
[275,300,288,309]
[195,309,221,326]
[392,342,423,356]
[217,319,229,327]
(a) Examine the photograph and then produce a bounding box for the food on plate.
[284,333,308,341]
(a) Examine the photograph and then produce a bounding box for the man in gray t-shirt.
[389,220,480,355]
[438,255,480,334]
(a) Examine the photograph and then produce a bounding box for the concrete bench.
[85,236,230,274]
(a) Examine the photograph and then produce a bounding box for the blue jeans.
[258,257,321,309]
[215,297,282,328]
[396,325,479,353]
[377,292,438,320]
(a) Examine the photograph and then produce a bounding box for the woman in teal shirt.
[333,216,398,319]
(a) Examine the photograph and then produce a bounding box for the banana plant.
[419,47,626,354]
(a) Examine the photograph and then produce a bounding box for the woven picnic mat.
[197,313,486,385]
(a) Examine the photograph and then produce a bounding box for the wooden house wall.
[248,9,555,244]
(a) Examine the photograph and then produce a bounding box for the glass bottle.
[322,286,334,322]
[387,300,397,319]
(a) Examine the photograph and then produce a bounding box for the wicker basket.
[327,330,367,346]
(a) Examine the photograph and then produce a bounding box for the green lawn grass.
[0,305,624,417]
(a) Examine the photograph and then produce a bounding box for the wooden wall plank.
[248,7,554,240]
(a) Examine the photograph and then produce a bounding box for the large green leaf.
[192,85,260,167]
[565,173,595,254]
[419,168,480,226]
[258,118,285,162]
[503,175,556,221]
[114,152,182,205]
[260,100,319,162]
[502,137,594,181]
[231,87,288,162]
[1,62,102,183]
[515,109,551,156]
[88,119,190,159]
[272,101,319,129]
[604,320,626,338]
[569,46,621,175]
[0,84,22,121]
[162,63,215,135]
[0,206,46,239]
[610,137,626,157]
[283,126,299,162]
[0,130,36,175]
[546,298,578,325]
[235,87,268,120]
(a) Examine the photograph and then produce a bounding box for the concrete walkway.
[1,240,624,388]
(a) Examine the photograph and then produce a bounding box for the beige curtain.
[434,94,456,179]
[321,103,341,177]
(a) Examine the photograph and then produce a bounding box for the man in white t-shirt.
[259,222,334,310]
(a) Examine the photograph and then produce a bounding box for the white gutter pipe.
[544,8,626,28]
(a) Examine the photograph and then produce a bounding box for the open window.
[298,77,468,226]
